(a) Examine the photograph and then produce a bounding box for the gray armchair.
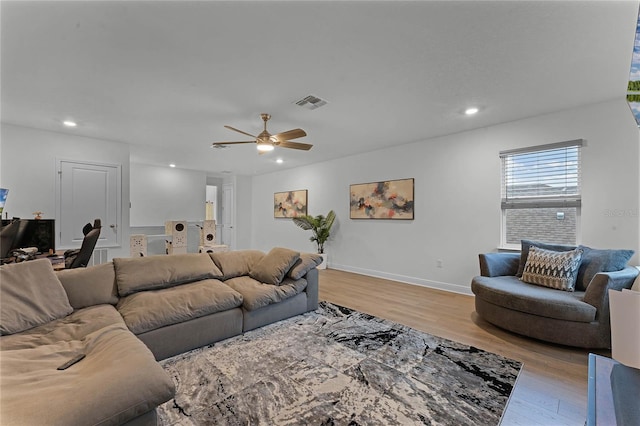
[472,252,638,348]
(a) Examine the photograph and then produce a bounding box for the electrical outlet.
[437,259,443,268]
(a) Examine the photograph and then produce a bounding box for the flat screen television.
[20,219,56,253]
[1,219,55,254]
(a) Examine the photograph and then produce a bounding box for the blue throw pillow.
[575,247,634,291]
[517,239,577,278]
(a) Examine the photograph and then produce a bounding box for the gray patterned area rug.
[158,302,521,425]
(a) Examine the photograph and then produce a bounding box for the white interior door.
[222,183,235,249]
[58,160,121,248]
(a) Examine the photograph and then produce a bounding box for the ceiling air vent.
[294,94,328,110]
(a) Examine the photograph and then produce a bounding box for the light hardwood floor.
[318,268,609,426]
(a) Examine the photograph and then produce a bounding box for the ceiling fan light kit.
[257,143,274,152]
[212,113,313,153]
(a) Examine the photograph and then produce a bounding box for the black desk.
[1,219,55,253]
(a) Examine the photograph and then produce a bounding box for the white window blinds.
[500,139,582,209]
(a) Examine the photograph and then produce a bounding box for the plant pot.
[317,253,327,270]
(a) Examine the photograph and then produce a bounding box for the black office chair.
[0,220,20,260]
[65,219,101,269]
[0,219,30,261]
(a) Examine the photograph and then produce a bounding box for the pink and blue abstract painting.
[627,8,640,125]
[274,190,308,218]
[350,178,414,220]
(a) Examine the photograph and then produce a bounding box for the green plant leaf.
[292,210,336,253]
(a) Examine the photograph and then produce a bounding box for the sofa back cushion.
[0,259,73,335]
[56,262,119,309]
[250,247,300,285]
[114,253,223,296]
[575,246,635,291]
[210,250,265,280]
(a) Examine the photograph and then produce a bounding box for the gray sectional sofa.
[0,248,321,425]
[471,241,637,348]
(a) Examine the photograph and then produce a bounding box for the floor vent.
[294,94,328,110]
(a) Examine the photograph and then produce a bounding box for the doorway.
[57,160,121,248]
[221,183,235,249]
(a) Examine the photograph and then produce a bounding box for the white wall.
[0,123,131,258]
[130,163,206,226]
[250,99,640,294]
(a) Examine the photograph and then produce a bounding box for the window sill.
[497,246,520,252]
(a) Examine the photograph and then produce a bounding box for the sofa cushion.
[117,279,243,334]
[210,250,265,280]
[0,305,174,426]
[0,304,125,349]
[521,246,583,292]
[472,275,596,322]
[224,276,308,311]
[57,261,119,309]
[0,259,73,335]
[114,253,223,296]
[288,253,323,280]
[250,247,300,285]
[517,239,576,277]
[575,246,634,291]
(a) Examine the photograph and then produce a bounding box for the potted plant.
[292,210,336,269]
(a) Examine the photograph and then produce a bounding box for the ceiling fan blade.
[272,128,306,141]
[278,141,313,151]
[211,141,255,146]
[224,125,257,139]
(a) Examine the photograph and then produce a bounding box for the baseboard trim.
[328,263,473,296]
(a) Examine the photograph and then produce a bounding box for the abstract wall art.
[628,8,640,126]
[274,189,308,218]
[350,178,414,220]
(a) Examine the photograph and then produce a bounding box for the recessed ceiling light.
[465,107,479,115]
[62,120,77,127]
[276,158,283,164]
[169,163,176,168]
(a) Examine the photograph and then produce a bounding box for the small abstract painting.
[350,178,414,220]
[274,190,308,218]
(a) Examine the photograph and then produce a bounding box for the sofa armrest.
[478,253,521,277]
[583,267,639,319]
[304,268,319,311]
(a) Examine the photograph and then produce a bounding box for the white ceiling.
[2,1,638,176]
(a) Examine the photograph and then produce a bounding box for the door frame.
[222,183,236,250]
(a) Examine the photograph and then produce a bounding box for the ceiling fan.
[212,113,313,153]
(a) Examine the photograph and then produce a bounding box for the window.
[500,140,582,248]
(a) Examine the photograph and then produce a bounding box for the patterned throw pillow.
[516,239,577,277]
[521,246,584,292]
